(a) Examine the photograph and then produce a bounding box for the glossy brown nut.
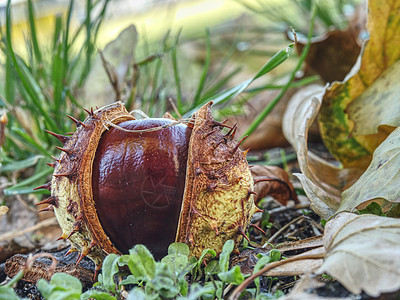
[92,119,192,258]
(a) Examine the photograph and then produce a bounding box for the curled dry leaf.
[282,84,364,219]
[250,164,298,206]
[318,212,400,297]
[297,29,361,83]
[295,0,365,84]
[318,0,400,168]
[339,126,400,212]
[346,60,400,139]
[283,0,400,218]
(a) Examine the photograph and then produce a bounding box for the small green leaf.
[0,286,20,300]
[118,245,156,282]
[50,273,82,293]
[204,260,220,276]
[176,283,216,300]
[81,289,117,300]
[253,255,273,294]
[218,265,244,285]
[46,290,81,300]
[100,253,120,293]
[127,287,148,300]
[119,275,139,286]
[37,273,82,300]
[202,281,223,300]
[219,239,234,273]
[167,242,190,257]
[269,249,281,262]
[147,263,179,299]
[162,244,194,278]
[37,279,54,299]
[1,155,44,172]
[192,248,216,279]
[178,277,189,296]
[161,254,188,278]
[198,248,217,264]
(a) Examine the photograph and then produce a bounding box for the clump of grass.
[0,0,110,194]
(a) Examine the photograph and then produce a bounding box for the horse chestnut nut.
[37,101,257,270]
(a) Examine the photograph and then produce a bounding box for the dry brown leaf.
[250,164,297,205]
[318,212,400,297]
[282,85,364,219]
[319,0,400,167]
[283,1,400,219]
[297,29,361,83]
[338,127,400,212]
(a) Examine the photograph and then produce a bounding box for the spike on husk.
[55,146,74,156]
[65,246,78,256]
[38,205,54,213]
[33,182,51,191]
[45,130,70,145]
[46,162,55,168]
[35,196,58,207]
[68,115,86,127]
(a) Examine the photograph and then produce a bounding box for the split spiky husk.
[40,101,256,269]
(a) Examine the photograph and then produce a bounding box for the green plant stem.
[242,2,317,137]
[246,75,319,93]
[27,0,44,79]
[171,30,183,113]
[193,29,211,106]
[5,0,57,130]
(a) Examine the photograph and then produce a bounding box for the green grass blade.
[246,75,319,93]
[182,43,294,118]
[52,40,64,114]
[5,51,15,105]
[26,0,43,75]
[171,30,183,113]
[243,1,317,137]
[63,0,74,75]
[4,168,53,196]
[52,15,62,52]
[149,31,170,114]
[193,29,211,106]
[199,67,242,102]
[1,155,44,173]
[12,128,51,157]
[5,1,57,130]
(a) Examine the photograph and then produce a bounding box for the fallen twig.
[228,254,325,300]
[0,217,58,242]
